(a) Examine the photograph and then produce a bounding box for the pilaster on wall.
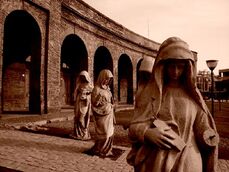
[132,59,137,104]
[112,53,119,104]
[46,1,62,113]
[87,54,94,84]
[0,3,4,114]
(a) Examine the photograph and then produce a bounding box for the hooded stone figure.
[136,56,155,108]
[70,70,93,140]
[127,37,219,172]
[89,69,115,157]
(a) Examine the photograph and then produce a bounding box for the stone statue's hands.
[203,128,219,147]
[144,127,176,149]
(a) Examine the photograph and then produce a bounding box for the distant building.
[197,69,229,100]
[197,70,211,99]
[217,69,229,100]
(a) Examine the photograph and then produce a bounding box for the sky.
[83,0,229,74]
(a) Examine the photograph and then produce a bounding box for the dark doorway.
[93,46,113,81]
[93,46,113,93]
[60,34,88,107]
[2,10,41,114]
[118,54,133,104]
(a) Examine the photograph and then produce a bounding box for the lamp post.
[206,60,218,118]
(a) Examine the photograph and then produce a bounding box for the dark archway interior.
[118,54,133,104]
[61,34,88,106]
[94,46,113,82]
[2,10,41,113]
[94,46,113,93]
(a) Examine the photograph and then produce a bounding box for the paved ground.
[0,103,229,172]
[0,129,133,172]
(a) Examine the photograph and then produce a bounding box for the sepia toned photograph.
[0,0,228,171]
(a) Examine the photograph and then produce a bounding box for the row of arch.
[60,35,134,106]
[2,10,145,114]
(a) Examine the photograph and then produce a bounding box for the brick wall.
[0,0,160,114]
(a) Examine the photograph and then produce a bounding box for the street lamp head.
[206,60,218,71]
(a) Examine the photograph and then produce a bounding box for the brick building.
[218,69,229,100]
[196,69,229,100]
[0,0,161,114]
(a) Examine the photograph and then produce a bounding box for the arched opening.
[60,34,88,107]
[118,54,133,104]
[2,10,41,114]
[93,46,113,93]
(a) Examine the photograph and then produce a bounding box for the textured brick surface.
[0,129,134,172]
[0,0,160,114]
[0,129,228,172]
[0,104,229,172]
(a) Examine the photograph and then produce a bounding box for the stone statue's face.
[79,89,89,100]
[80,75,87,83]
[102,77,112,86]
[166,61,185,81]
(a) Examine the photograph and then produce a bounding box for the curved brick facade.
[0,0,165,114]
